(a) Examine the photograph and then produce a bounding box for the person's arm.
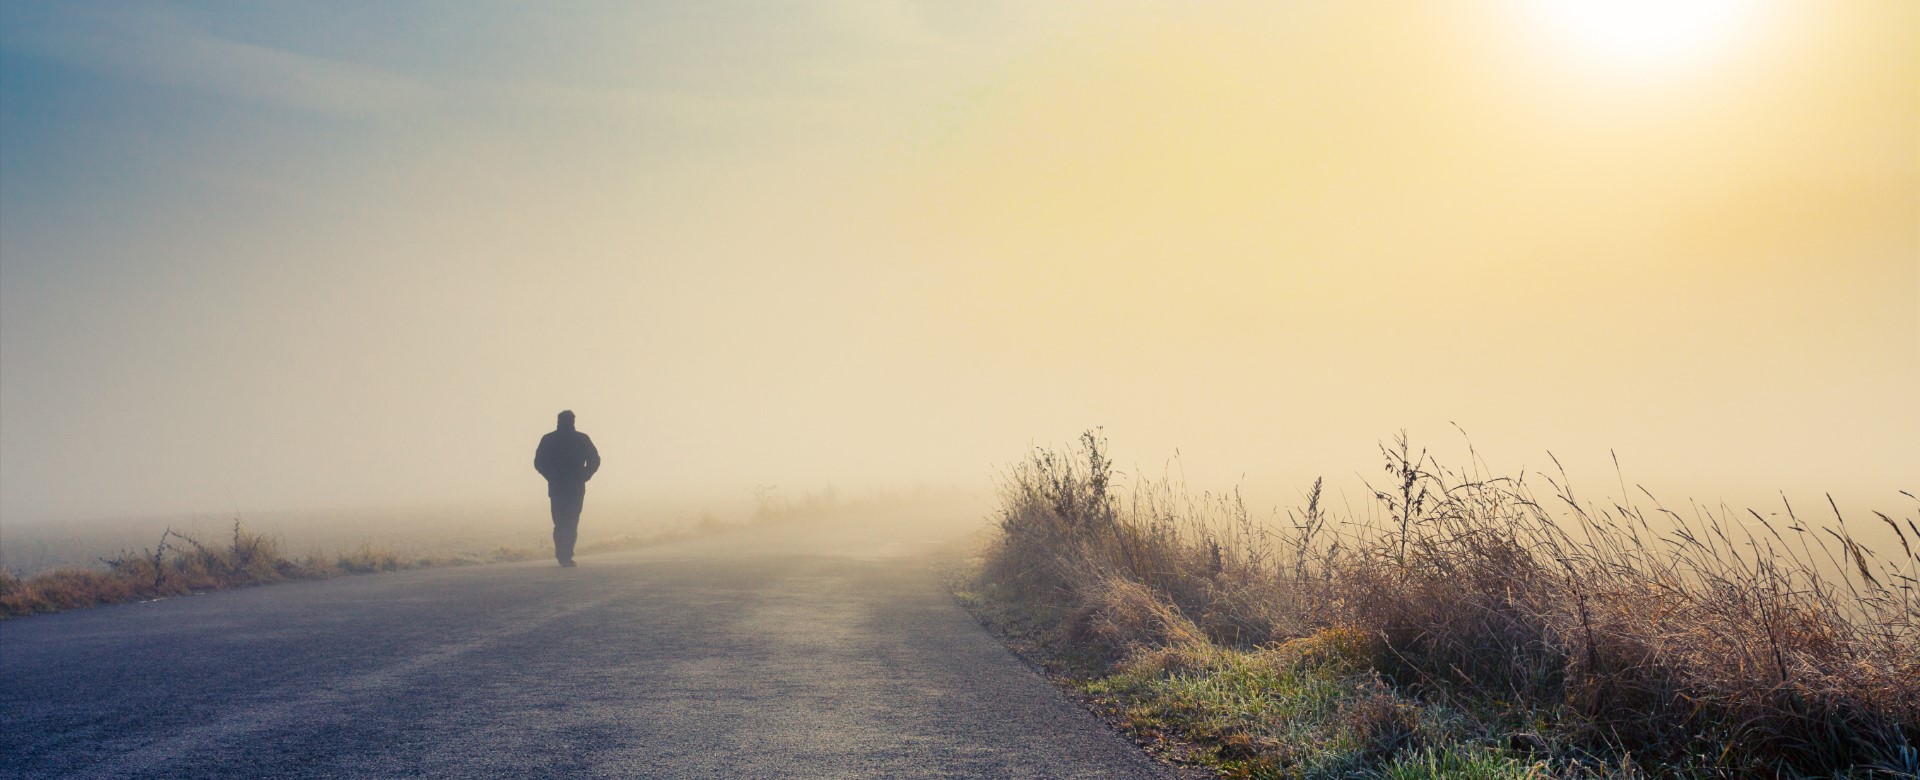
[534,436,553,479]
[581,435,600,482]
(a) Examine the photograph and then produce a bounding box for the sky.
[1,1,1914,525]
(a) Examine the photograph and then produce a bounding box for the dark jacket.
[534,425,600,493]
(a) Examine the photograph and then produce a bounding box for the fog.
[1,2,1913,562]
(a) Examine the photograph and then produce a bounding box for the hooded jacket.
[534,420,600,492]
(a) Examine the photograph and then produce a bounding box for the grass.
[960,430,1919,779]
[0,519,718,619]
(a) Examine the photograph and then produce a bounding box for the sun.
[1530,0,1756,70]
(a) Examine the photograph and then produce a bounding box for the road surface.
[0,511,1173,779]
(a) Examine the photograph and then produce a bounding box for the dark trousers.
[549,483,585,563]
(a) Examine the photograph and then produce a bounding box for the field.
[0,514,701,618]
[0,500,725,576]
[959,432,1919,779]
[0,486,952,618]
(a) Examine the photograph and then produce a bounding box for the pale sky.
[1,1,1914,524]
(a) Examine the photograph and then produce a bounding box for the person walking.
[534,410,600,567]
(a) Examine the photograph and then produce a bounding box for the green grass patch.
[1086,629,1548,779]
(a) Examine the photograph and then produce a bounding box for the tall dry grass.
[0,522,311,616]
[982,431,1918,777]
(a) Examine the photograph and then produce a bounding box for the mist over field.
[0,500,669,575]
[1,2,1914,564]
[2,6,1917,780]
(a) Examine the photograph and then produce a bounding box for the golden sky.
[1,1,1913,522]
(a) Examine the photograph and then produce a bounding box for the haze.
[1,1,1914,531]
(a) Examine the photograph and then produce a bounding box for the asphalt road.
[0,512,1173,779]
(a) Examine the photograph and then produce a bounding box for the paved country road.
[0,513,1173,779]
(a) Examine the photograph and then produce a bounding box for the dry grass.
[0,490,900,618]
[976,431,1919,778]
[0,519,724,618]
[0,522,305,616]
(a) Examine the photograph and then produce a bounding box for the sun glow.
[1531,0,1758,70]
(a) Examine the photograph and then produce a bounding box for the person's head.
[557,410,575,430]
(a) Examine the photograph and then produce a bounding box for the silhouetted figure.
[534,410,600,567]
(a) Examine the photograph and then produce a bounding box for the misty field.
[961,432,1918,779]
[0,502,689,576]
[0,488,959,618]
[0,517,684,618]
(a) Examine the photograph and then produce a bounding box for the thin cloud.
[482,79,832,130]
[2,3,438,116]
[1,2,885,135]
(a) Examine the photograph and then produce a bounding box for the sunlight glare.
[1532,0,1754,70]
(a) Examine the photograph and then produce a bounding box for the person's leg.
[551,489,583,564]
[549,493,566,563]
[553,517,578,564]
